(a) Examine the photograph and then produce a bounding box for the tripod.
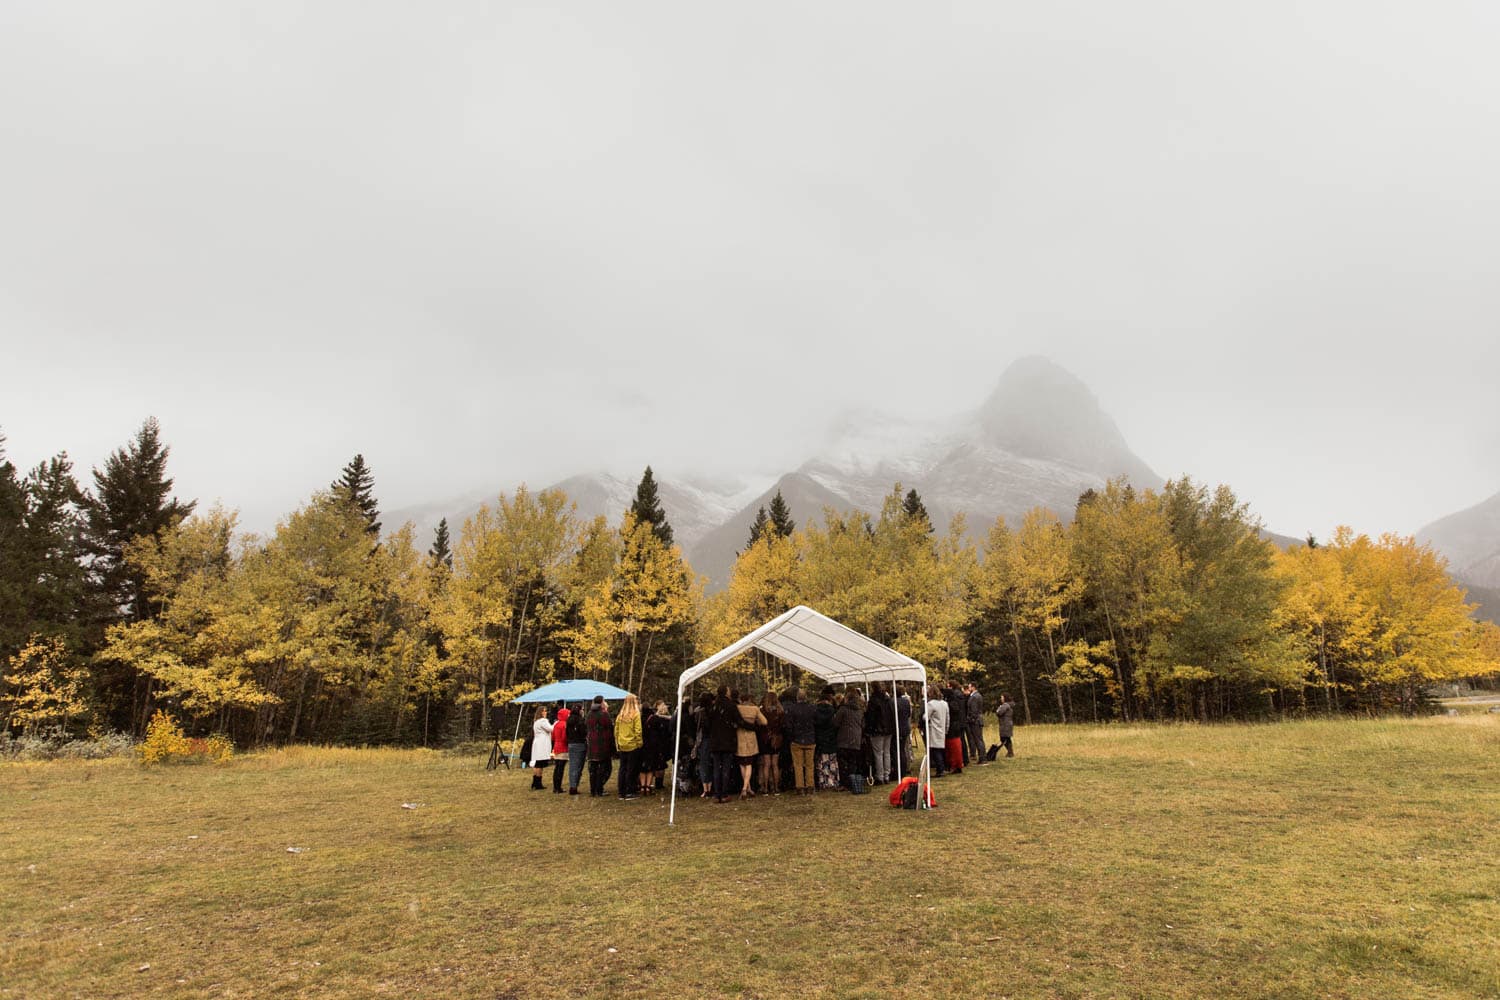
[486,733,511,771]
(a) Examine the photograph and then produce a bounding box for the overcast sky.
[3,1,1497,541]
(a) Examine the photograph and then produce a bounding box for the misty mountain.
[391,356,1301,589]
[1418,490,1500,591]
[388,472,769,563]
[683,357,1164,584]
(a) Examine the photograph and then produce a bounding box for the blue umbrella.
[503,680,634,769]
[511,679,631,704]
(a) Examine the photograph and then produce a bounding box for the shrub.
[0,729,137,761]
[139,712,234,764]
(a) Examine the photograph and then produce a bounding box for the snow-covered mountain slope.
[385,472,768,559]
[389,357,1171,586]
[1419,490,1500,589]
[681,357,1165,585]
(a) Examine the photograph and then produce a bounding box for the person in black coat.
[943,681,967,772]
[706,685,745,803]
[640,702,673,795]
[864,683,897,784]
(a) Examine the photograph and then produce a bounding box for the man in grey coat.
[965,683,986,765]
[995,693,1015,758]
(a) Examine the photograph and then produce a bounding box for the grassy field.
[3,717,1498,1000]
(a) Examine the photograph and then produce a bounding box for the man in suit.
[965,683,986,766]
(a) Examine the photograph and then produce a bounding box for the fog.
[4,1,1497,539]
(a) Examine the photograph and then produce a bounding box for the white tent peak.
[676,605,927,693]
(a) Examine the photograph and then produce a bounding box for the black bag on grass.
[900,782,919,809]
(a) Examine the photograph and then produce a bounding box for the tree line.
[3,420,1496,745]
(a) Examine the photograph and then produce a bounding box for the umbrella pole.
[511,707,523,772]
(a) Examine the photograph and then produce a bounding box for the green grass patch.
[3,717,1497,999]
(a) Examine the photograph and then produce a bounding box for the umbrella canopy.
[511,679,632,704]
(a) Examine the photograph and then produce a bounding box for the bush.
[0,729,137,761]
[140,711,234,764]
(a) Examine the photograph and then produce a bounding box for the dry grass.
[3,716,1497,999]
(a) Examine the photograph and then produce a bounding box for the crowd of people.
[521,682,1018,803]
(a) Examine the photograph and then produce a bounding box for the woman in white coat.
[530,705,553,790]
[923,684,949,780]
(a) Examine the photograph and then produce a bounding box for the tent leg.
[668,685,684,825]
[919,681,930,810]
[891,672,902,788]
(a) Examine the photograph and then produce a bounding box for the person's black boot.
[531,774,543,790]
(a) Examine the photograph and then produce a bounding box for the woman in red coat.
[550,704,571,793]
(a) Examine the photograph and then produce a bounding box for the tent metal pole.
[919,678,930,810]
[668,681,684,826]
[891,669,902,788]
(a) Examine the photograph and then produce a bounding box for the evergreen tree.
[80,419,196,732]
[628,466,674,547]
[0,432,32,660]
[82,418,197,624]
[332,454,381,535]
[0,435,94,680]
[22,454,93,644]
[768,489,795,538]
[746,506,769,549]
[902,488,932,532]
[428,517,453,570]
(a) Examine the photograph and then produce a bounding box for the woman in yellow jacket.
[615,695,645,801]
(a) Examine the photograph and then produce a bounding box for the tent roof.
[677,606,927,692]
[512,679,632,704]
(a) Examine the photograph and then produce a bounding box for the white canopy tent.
[669,606,931,824]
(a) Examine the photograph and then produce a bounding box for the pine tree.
[628,466,674,547]
[746,506,769,549]
[0,431,32,661]
[902,488,932,532]
[83,418,197,624]
[332,454,381,535]
[429,517,453,570]
[0,436,94,676]
[768,489,796,538]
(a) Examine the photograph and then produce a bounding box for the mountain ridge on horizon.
[387,356,1175,585]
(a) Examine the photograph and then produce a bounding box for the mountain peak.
[977,356,1159,486]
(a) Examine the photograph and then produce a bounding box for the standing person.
[692,692,714,797]
[943,680,967,774]
[707,684,743,803]
[757,692,785,795]
[585,696,615,797]
[782,687,817,795]
[833,689,866,790]
[529,706,553,790]
[565,701,588,795]
[615,695,644,801]
[966,683,986,767]
[735,691,768,800]
[996,693,1016,758]
[813,686,841,791]
[924,684,949,779]
[550,703,571,793]
[896,684,913,779]
[641,701,672,795]
[864,682,896,785]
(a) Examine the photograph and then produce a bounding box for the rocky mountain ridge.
[387,357,1167,587]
